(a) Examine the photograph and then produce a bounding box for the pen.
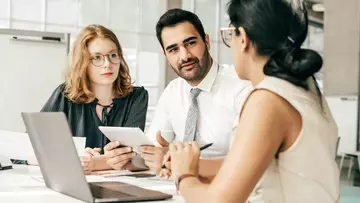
[161,143,213,169]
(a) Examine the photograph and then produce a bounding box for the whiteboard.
[0,29,70,132]
[326,96,358,154]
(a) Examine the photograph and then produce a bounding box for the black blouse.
[41,84,149,151]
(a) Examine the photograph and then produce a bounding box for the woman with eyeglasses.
[41,24,148,174]
[163,0,340,202]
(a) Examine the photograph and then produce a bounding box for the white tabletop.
[0,165,184,203]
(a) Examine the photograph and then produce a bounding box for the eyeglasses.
[90,52,121,67]
[220,27,236,48]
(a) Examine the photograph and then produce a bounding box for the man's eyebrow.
[183,36,198,44]
[165,43,178,52]
[165,36,198,51]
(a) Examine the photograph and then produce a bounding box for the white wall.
[0,0,168,130]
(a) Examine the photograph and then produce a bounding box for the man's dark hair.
[156,8,206,49]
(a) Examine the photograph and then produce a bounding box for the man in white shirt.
[146,51,249,158]
[104,9,251,177]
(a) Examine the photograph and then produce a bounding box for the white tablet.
[98,126,154,154]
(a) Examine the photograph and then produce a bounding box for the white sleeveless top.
[244,76,340,203]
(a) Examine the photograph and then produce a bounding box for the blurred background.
[1,1,360,197]
[0,0,327,129]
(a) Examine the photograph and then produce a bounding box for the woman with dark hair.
[162,0,340,202]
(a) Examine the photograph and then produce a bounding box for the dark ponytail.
[264,47,322,90]
[264,2,322,90]
[228,0,323,91]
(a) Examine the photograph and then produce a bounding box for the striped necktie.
[183,88,201,142]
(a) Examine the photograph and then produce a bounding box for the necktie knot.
[190,88,201,99]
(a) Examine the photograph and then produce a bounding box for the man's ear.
[205,34,211,50]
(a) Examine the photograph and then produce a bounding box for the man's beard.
[172,49,211,83]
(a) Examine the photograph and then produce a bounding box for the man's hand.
[140,131,169,174]
[104,141,135,170]
[159,151,172,179]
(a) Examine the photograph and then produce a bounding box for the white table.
[0,165,184,203]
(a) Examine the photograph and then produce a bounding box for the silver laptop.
[21,112,172,203]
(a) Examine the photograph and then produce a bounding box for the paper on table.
[0,130,86,160]
[73,136,87,156]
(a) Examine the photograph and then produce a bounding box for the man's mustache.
[180,58,199,68]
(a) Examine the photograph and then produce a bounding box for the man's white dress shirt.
[147,61,251,158]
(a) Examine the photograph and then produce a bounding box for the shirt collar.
[184,60,218,93]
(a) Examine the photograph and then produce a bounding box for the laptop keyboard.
[89,183,135,199]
